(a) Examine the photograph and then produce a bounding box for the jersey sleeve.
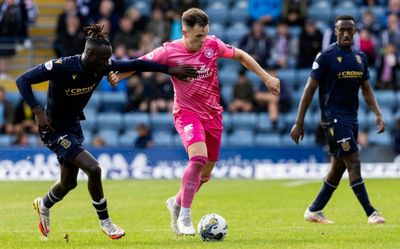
[310,52,328,82]
[360,52,370,81]
[109,59,169,74]
[15,59,61,108]
[215,37,235,59]
[139,46,168,65]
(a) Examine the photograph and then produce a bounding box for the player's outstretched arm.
[16,66,53,132]
[232,48,280,95]
[290,77,319,144]
[360,80,385,133]
[110,59,197,82]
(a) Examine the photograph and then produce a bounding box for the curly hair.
[83,23,110,46]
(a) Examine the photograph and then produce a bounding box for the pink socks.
[175,156,207,208]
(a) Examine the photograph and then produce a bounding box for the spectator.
[113,15,141,58]
[146,8,170,46]
[270,21,297,68]
[93,135,106,147]
[357,10,382,38]
[281,0,307,26]
[56,0,85,37]
[356,28,377,65]
[239,20,271,67]
[90,0,120,40]
[298,19,322,68]
[377,43,399,90]
[148,72,174,113]
[249,0,282,25]
[13,130,29,146]
[380,14,400,55]
[0,0,28,80]
[381,0,400,28]
[135,123,154,148]
[0,86,14,134]
[54,16,86,57]
[229,68,255,113]
[255,66,292,128]
[13,99,37,134]
[125,75,148,112]
[135,32,158,58]
[175,0,200,16]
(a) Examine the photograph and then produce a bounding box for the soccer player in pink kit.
[119,8,280,235]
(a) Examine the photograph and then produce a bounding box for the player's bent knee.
[63,181,78,191]
[86,163,102,178]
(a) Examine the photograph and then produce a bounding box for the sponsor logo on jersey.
[184,124,194,141]
[65,82,96,96]
[55,59,63,64]
[225,44,233,49]
[337,71,363,79]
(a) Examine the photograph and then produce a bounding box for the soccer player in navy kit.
[290,16,385,224]
[16,24,197,239]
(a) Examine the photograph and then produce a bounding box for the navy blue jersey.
[310,43,370,124]
[16,55,169,122]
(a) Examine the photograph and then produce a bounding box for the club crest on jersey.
[341,141,350,151]
[355,55,362,64]
[58,135,71,149]
[204,49,214,58]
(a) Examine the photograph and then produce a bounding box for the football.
[197,213,228,241]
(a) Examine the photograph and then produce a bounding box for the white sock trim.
[92,197,106,205]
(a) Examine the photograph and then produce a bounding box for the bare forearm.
[362,88,381,116]
[234,48,272,81]
[295,78,318,125]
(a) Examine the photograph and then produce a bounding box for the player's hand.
[376,114,385,134]
[290,123,304,144]
[169,65,198,82]
[265,76,280,96]
[33,106,53,133]
[107,71,119,87]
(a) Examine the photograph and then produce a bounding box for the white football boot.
[368,211,385,224]
[304,208,334,224]
[177,214,195,236]
[100,218,125,240]
[33,197,50,237]
[166,196,181,235]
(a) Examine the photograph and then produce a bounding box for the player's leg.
[33,161,79,237]
[74,151,125,239]
[197,161,215,191]
[305,157,345,224]
[342,152,385,224]
[171,112,208,235]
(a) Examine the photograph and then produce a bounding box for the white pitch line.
[282,180,320,187]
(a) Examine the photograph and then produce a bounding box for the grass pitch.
[0,179,399,249]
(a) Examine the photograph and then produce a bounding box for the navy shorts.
[323,122,359,159]
[39,120,85,165]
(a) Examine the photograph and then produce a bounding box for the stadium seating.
[97,129,119,147]
[96,112,123,131]
[153,131,173,146]
[118,130,138,147]
[228,130,254,146]
[0,135,12,146]
[150,113,174,132]
[124,112,150,131]
[100,92,127,112]
[308,1,333,24]
[205,2,229,25]
[231,113,257,131]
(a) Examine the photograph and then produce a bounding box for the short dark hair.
[182,8,209,28]
[335,15,355,23]
[84,23,110,46]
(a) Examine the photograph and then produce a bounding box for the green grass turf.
[0,179,399,249]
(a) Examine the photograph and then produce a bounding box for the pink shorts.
[174,110,223,161]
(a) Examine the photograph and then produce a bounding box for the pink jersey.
[140,35,235,119]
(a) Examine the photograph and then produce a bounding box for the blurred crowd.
[1,0,400,149]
